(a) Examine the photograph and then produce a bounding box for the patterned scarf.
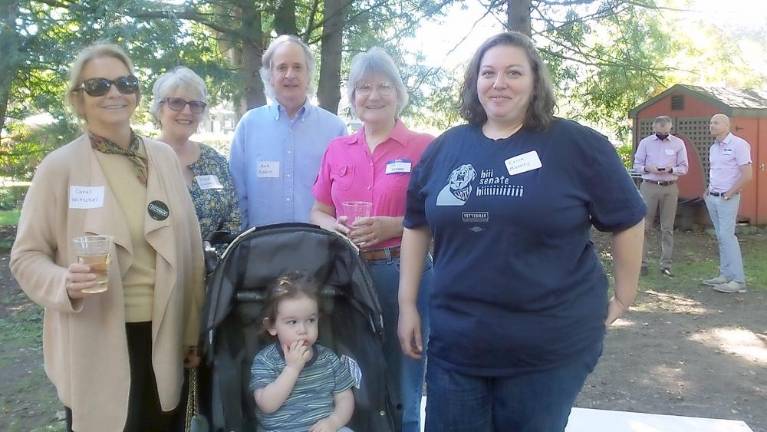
[89,130,148,186]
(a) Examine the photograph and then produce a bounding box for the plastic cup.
[341,201,372,226]
[72,235,112,294]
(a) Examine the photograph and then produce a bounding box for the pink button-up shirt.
[633,133,689,181]
[709,133,752,193]
[312,120,433,248]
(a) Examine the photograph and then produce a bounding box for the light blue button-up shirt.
[229,101,347,229]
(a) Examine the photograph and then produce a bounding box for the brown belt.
[361,246,401,261]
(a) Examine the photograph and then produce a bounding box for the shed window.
[671,95,684,110]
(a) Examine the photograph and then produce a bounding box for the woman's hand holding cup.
[65,263,100,299]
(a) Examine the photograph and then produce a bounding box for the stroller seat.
[201,223,398,432]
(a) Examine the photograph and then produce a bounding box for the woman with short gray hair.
[310,47,433,432]
[152,66,240,240]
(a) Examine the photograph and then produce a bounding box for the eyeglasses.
[355,82,395,97]
[161,97,207,114]
[74,75,140,97]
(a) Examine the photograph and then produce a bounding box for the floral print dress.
[188,144,241,240]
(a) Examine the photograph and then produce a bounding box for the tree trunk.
[507,0,532,36]
[0,1,20,139]
[239,3,265,112]
[317,0,345,114]
[274,0,297,36]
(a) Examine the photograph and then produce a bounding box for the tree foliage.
[1,0,764,179]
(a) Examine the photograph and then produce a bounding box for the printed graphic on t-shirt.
[436,164,477,206]
[477,169,525,197]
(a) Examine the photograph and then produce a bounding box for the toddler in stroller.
[251,271,354,432]
[201,223,398,432]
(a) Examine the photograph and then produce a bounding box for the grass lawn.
[0,210,19,251]
[0,228,765,431]
[0,209,20,226]
[596,227,767,293]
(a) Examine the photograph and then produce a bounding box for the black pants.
[66,322,177,432]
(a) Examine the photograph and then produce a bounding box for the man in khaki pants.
[633,116,689,277]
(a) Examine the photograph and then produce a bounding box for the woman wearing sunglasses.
[151,66,241,242]
[10,43,205,432]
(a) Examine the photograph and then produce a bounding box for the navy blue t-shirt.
[404,119,646,376]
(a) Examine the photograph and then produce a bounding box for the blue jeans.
[366,255,432,432]
[704,194,745,283]
[424,345,601,432]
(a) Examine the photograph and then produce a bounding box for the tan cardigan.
[10,134,205,432]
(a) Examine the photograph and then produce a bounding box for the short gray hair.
[150,66,208,122]
[259,35,315,100]
[346,47,409,117]
[653,116,673,126]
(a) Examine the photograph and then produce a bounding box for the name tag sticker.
[69,186,105,209]
[722,148,734,156]
[257,161,280,178]
[385,159,412,174]
[505,151,542,176]
[341,355,363,389]
[195,175,223,190]
[664,149,675,156]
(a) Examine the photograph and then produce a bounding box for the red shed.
[629,84,767,225]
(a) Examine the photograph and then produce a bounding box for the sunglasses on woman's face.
[75,75,140,97]
[162,97,207,114]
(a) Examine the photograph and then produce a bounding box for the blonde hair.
[66,43,138,120]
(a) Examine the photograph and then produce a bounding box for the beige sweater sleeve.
[10,152,83,313]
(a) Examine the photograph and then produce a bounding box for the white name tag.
[195,175,223,190]
[664,149,675,156]
[385,159,412,174]
[722,148,734,156]
[69,186,105,209]
[257,161,280,178]
[505,151,542,176]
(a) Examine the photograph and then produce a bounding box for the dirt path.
[1,228,765,432]
[578,287,766,431]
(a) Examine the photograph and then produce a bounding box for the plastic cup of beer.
[72,235,112,294]
[341,201,372,226]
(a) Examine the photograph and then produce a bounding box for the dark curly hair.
[458,31,556,131]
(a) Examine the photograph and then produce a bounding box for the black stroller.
[201,223,398,432]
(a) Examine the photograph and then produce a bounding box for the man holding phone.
[633,116,689,277]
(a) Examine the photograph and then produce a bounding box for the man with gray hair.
[703,113,752,293]
[633,115,688,277]
[229,34,346,228]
